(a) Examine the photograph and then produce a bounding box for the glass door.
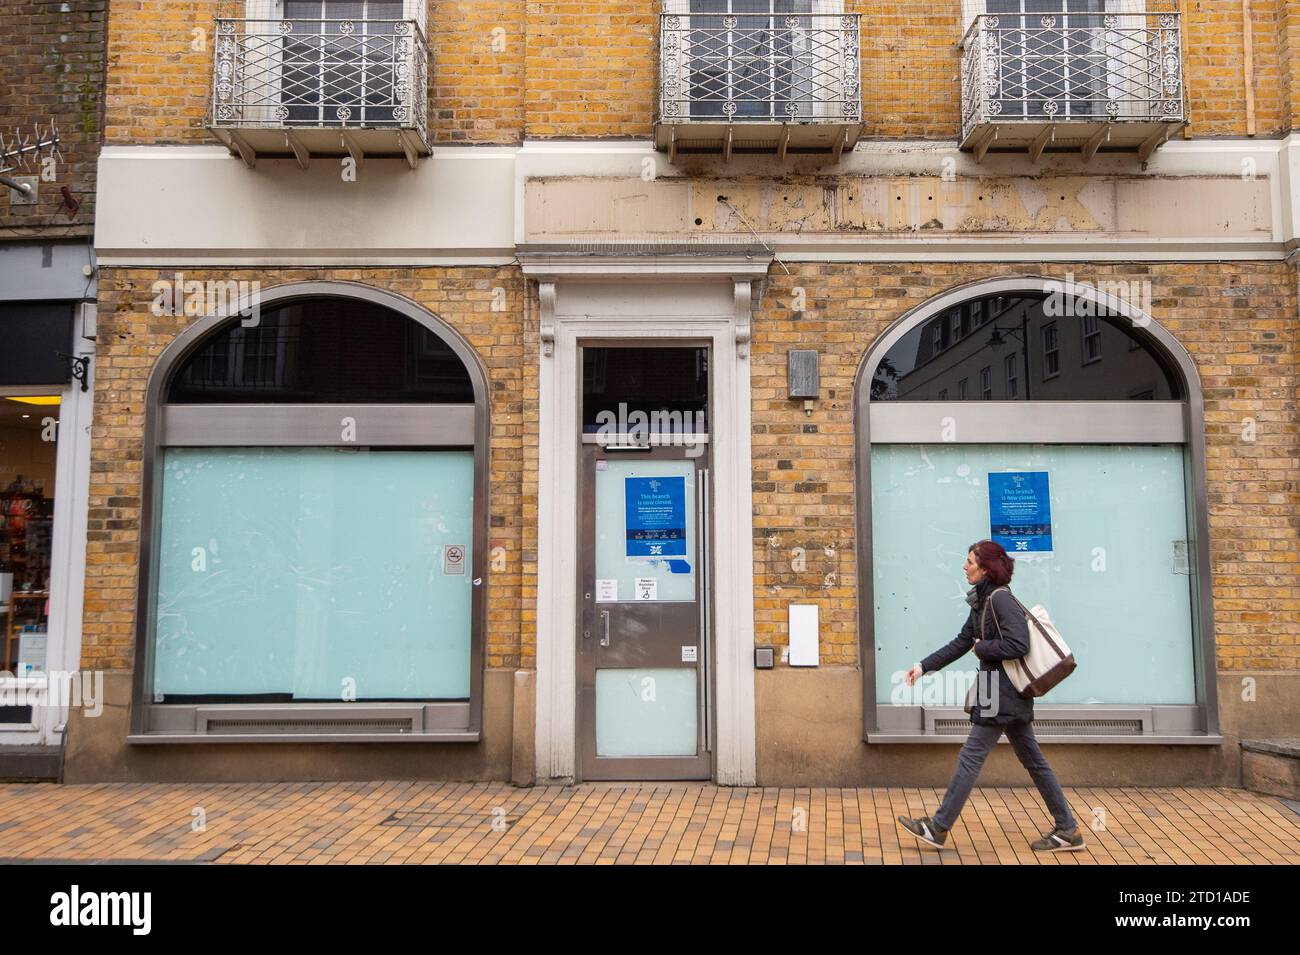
[577,444,713,781]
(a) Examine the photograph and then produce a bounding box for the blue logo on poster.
[988,471,1053,556]
[625,476,687,558]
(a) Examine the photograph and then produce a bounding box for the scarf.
[965,578,994,612]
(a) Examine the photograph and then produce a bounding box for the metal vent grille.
[934,718,1144,735]
[205,718,415,734]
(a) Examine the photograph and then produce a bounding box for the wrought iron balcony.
[656,12,863,160]
[208,18,430,168]
[960,7,1185,162]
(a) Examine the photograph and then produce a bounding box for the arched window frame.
[853,276,1221,744]
[128,282,491,743]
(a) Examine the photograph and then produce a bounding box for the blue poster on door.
[988,470,1053,556]
[625,476,687,559]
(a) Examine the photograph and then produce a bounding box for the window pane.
[152,447,474,701]
[582,347,707,434]
[870,294,1181,400]
[871,443,1196,706]
[596,667,697,756]
[168,299,474,404]
[594,460,697,602]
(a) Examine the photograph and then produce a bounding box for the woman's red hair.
[969,539,1015,586]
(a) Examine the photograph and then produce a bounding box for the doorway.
[575,345,713,781]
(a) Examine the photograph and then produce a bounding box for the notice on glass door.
[625,476,687,560]
[595,579,618,602]
[988,470,1053,557]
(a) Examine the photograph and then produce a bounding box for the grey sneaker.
[1031,826,1085,852]
[897,814,948,849]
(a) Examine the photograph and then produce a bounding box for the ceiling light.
[5,396,60,406]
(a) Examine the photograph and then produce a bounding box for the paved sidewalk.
[0,782,1296,864]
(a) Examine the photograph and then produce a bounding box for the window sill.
[127,730,481,745]
[866,732,1224,745]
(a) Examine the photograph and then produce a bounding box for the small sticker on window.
[444,544,466,575]
[681,646,697,663]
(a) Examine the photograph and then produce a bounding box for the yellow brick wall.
[84,267,534,672]
[429,0,524,143]
[1182,0,1286,137]
[1280,0,1300,128]
[751,261,1300,671]
[103,0,212,144]
[104,0,527,145]
[101,0,1300,144]
[523,0,657,138]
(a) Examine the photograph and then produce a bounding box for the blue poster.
[625,476,687,559]
[988,471,1053,556]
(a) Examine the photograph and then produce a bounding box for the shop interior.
[0,395,58,677]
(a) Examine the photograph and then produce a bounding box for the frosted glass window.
[871,444,1196,706]
[595,668,697,756]
[153,448,474,700]
[594,460,697,602]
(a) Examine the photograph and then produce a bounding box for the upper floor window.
[1042,321,1060,378]
[980,0,1108,121]
[209,0,430,164]
[1082,312,1102,364]
[276,1,406,126]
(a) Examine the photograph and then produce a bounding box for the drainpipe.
[1243,0,1256,136]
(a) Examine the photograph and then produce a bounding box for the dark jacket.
[920,579,1034,726]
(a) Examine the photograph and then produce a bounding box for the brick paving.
[0,782,1296,865]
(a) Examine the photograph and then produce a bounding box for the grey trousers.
[932,719,1077,832]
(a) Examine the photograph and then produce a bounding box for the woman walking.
[896,540,1084,852]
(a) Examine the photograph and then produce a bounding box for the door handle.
[600,610,611,647]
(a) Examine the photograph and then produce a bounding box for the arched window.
[855,278,1219,743]
[131,285,488,742]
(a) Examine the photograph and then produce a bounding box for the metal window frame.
[128,281,491,744]
[853,276,1221,745]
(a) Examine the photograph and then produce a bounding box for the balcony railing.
[208,18,430,168]
[656,12,863,160]
[960,9,1185,161]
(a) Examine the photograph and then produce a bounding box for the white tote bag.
[982,586,1077,698]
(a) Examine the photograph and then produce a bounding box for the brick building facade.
[27,0,1300,786]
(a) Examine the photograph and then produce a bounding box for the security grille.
[210,2,428,134]
[660,1,861,124]
[960,0,1184,141]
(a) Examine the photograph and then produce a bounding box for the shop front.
[0,248,96,774]
[126,283,489,748]
[858,277,1220,747]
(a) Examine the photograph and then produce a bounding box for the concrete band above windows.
[93,134,1300,267]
